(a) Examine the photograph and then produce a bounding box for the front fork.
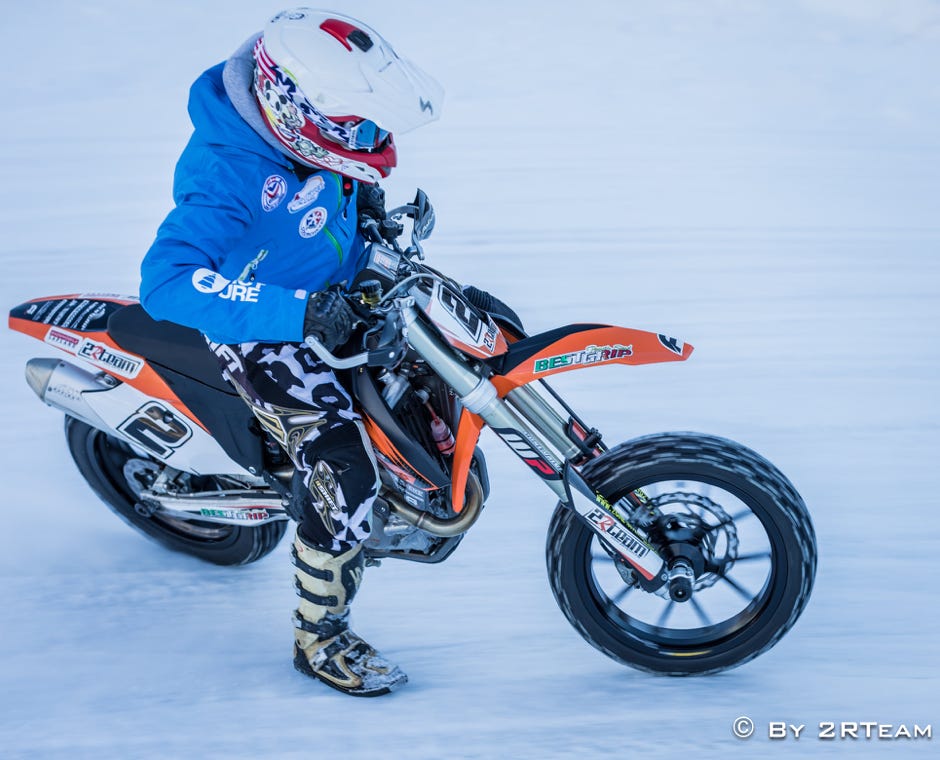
[400,305,667,585]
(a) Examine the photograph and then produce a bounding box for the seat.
[107,304,232,393]
[107,303,265,473]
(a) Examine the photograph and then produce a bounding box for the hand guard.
[303,289,356,352]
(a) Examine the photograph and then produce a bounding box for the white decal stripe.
[565,469,663,579]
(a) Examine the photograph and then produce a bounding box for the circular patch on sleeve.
[191,268,230,293]
[261,175,288,211]
[299,206,328,238]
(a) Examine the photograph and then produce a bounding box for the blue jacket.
[140,63,366,344]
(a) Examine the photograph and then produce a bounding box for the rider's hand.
[358,183,403,243]
[357,182,386,223]
[303,289,356,352]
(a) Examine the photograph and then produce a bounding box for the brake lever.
[366,310,406,368]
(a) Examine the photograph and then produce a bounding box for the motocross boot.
[291,531,407,696]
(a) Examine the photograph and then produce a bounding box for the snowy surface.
[2,1,938,757]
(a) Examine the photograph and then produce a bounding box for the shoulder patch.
[288,175,326,213]
[261,175,287,211]
[299,207,328,238]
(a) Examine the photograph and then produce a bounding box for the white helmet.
[253,8,444,182]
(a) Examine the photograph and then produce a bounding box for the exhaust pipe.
[383,471,485,537]
[24,357,116,429]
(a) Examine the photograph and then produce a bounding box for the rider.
[139,8,443,697]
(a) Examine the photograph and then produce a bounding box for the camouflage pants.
[210,340,378,552]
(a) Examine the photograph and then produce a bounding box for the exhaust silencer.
[25,357,117,429]
[25,358,59,399]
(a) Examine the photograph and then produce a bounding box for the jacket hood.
[187,55,292,170]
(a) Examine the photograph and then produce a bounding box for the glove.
[357,182,403,243]
[357,182,386,224]
[303,289,356,352]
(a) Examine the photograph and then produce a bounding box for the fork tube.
[401,305,569,500]
[505,385,582,461]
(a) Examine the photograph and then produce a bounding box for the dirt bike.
[8,190,816,675]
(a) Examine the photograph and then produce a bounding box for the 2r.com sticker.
[43,326,143,378]
[78,339,143,378]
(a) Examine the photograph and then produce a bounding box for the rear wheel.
[65,416,286,565]
[546,432,816,675]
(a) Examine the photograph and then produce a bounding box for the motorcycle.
[8,191,816,675]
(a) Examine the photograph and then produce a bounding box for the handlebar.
[303,336,372,369]
[304,297,409,369]
[303,335,404,370]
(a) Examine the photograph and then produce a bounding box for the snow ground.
[1,1,938,757]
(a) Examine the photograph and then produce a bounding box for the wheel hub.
[122,459,161,499]
[666,558,695,602]
[647,492,740,598]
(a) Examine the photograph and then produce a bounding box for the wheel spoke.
[728,508,754,522]
[689,596,712,627]
[591,549,615,564]
[734,551,772,563]
[720,574,757,601]
[706,509,752,534]
[610,584,633,606]
[656,601,676,627]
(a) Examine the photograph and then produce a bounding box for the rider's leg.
[210,340,407,696]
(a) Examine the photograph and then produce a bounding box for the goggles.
[321,115,391,152]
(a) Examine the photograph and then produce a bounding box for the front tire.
[65,416,286,566]
[546,432,816,675]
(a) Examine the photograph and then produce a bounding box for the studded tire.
[65,416,287,566]
[546,432,816,675]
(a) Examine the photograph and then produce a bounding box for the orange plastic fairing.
[449,409,485,513]
[9,309,206,431]
[362,413,439,490]
[492,325,693,395]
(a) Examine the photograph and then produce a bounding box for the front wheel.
[65,416,287,566]
[546,432,816,675]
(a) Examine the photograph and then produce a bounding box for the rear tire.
[65,416,286,565]
[546,432,816,675]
